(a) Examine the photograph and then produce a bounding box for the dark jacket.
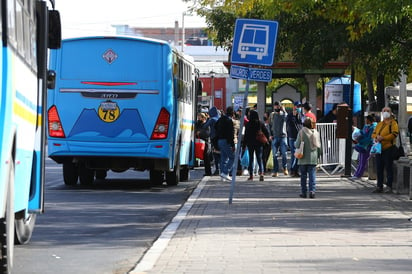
[215,114,235,147]
[244,110,270,146]
[286,111,303,139]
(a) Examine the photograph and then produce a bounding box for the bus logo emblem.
[102,49,118,64]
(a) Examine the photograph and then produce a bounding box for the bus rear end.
[47,36,183,186]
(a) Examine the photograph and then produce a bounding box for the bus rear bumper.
[48,140,172,171]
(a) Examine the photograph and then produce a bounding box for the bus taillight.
[48,106,66,138]
[151,108,170,139]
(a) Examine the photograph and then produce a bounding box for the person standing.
[262,113,272,174]
[195,113,212,176]
[302,102,317,123]
[215,106,235,181]
[371,107,399,193]
[351,114,377,180]
[408,115,412,145]
[295,117,321,198]
[203,106,220,175]
[244,110,270,181]
[318,103,338,123]
[286,101,303,177]
[269,101,288,177]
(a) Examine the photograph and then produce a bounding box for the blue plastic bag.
[352,127,361,141]
[370,142,381,154]
[241,148,249,168]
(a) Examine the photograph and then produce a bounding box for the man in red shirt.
[302,102,317,123]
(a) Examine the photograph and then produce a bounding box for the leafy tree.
[186,0,412,110]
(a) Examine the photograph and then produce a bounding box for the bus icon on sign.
[231,19,278,66]
[238,24,269,60]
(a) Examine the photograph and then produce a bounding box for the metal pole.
[181,12,185,52]
[229,75,250,204]
[344,69,355,176]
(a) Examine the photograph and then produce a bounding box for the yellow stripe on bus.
[14,102,37,125]
[180,123,194,131]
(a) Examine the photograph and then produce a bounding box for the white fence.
[316,123,346,175]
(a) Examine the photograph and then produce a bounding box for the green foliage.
[187,0,412,100]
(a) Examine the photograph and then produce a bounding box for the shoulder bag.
[294,132,304,159]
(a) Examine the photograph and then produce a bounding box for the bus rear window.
[60,39,163,82]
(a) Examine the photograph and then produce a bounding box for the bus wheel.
[180,166,190,181]
[79,164,95,185]
[166,157,180,186]
[15,213,36,245]
[1,156,15,274]
[95,170,107,180]
[150,170,164,186]
[63,162,78,185]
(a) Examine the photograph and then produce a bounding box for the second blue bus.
[47,36,201,186]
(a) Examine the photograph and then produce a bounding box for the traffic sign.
[231,19,279,66]
[248,67,272,82]
[230,65,249,80]
[230,65,272,82]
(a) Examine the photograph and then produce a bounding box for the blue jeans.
[247,144,264,175]
[288,137,298,172]
[300,164,317,194]
[272,136,288,172]
[218,139,234,175]
[376,147,394,189]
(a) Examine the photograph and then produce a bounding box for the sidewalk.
[132,172,412,274]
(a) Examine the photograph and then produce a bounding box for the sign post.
[228,19,278,204]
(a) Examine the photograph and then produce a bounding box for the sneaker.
[272,172,278,177]
[385,187,393,194]
[284,169,289,175]
[309,192,315,199]
[291,172,300,178]
[350,176,360,180]
[372,188,383,193]
[247,176,253,181]
[259,174,264,181]
[220,173,231,181]
[299,193,307,198]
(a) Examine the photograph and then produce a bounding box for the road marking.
[129,176,208,273]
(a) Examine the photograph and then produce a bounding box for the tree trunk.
[365,69,377,111]
[376,74,385,110]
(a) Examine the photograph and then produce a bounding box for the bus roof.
[62,35,171,47]
[61,35,195,63]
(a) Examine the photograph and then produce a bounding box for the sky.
[55,0,207,38]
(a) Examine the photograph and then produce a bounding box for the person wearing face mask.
[286,101,303,177]
[351,114,377,180]
[371,107,399,193]
[269,101,288,177]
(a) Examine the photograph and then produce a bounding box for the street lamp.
[210,70,215,107]
[181,12,192,52]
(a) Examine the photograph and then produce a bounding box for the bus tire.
[15,213,36,245]
[150,170,164,186]
[166,156,180,186]
[180,166,190,181]
[63,162,78,185]
[95,170,107,180]
[79,164,95,185]
[1,156,15,274]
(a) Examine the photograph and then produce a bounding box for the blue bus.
[0,0,61,272]
[47,36,201,187]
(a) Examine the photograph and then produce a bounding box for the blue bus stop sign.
[231,19,279,66]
